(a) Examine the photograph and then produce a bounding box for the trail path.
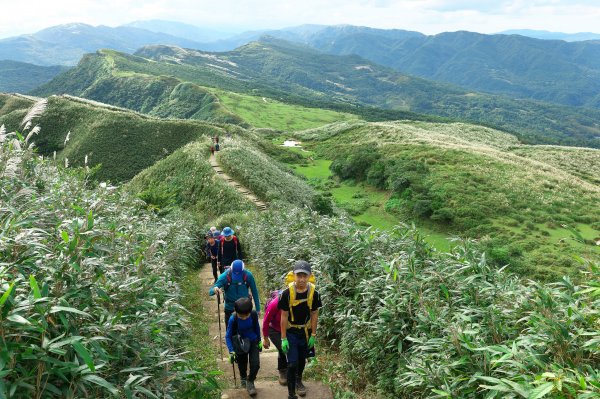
[210,153,267,211]
[204,151,331,398]
[200,264,333,399]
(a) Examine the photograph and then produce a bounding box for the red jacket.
[263,295,282,336]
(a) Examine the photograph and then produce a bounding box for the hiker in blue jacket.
[210,259,260,324]
[226,297,262,396]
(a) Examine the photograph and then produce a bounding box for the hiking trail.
[210,152,268,211]
[199,264,333,399]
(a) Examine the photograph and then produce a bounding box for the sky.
[1,0,599,39]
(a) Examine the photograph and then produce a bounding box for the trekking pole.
[216,291,224,360]
[232,360,238,388]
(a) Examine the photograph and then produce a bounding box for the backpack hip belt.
[287,321,311,342]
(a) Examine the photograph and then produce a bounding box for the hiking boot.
[296,380,307,397]
[246,380,257,397]
[240,378,247,388]
[288,395,298,399]
[278,369,288,385]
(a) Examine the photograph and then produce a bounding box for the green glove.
[281,338,289,354]
[258,341,263,351]
[308,335,316,349]
[229,352,236,364]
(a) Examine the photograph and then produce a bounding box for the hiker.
[262,288,289,385]
[209,259,260,326]
[205,231,221,282]
[215,135,219,144]
[279,260,322,399]
[217,226,242,269]
[215,142,220,151]
[210,145,215,156]
[226,297,262,396]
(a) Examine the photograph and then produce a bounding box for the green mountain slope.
[0,60,69,93]
[35,40,600,147]
[0,94,230,182]
[264,26,600,109]
[288,121,600,279]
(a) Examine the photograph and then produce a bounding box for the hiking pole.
[216,291,224,360]
[232,359,238,388]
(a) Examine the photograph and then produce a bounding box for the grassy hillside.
[34,42,600,147]
[288,121,600,279]
[0,94,230,182]
[127,140,255,223]
[0,60,69,93]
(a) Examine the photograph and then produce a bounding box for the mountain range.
[33,39,600,148]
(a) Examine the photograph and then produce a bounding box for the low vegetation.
[0,131,219,397]
[290,121,600,279]
[244,207,600,399]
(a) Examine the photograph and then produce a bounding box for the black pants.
[225,308,234,326]
[210,258,218,281]
[237,341,260,382]
[286,330,308,397]
[268,327,288,371]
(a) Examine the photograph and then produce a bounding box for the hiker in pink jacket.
[262,291,289,386]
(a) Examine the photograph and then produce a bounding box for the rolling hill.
[267,25,600,109]
[35,39,600,147]
[286,120,600,280]
[0,60,69,93]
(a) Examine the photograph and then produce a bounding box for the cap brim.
[293,269,311,275]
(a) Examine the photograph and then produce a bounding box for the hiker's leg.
[286,332,301,397]
[237,352,249,381]
[297,335,308,380]
[224,309,233,325]
[269,328,287,371]
[211,259,218,281]
[248,342,260,381]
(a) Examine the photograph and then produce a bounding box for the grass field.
[211,89,359,131]
[288,148,454,251]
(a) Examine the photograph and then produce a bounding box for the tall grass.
[244,207,600,398]
[0,132,218,398]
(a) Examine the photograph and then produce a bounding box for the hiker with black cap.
[226,297,262,396]
[205,231,221,282]
[279,260,322,399]
[210,259,260,325]
[218,226,243,270]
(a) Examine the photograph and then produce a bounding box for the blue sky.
[1,0,599,39]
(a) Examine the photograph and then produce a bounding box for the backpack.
[224,268,250,292]
[264,289,282,312]
[230,310,259,354]
[220,235,239,258]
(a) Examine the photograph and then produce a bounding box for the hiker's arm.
[311,309,319,336]
[208,274,224,296]
[225,316,234,352]
[262,301,274,338]
[249,275,260,311]
[280,310,289,339]
[253,313,261,339]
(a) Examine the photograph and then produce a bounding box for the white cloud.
[0,0,598,39]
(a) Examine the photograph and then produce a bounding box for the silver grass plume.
[53,151,56,160]
[25,125,41,144]
[64,131,71,146]
[64,158,69,168]
[20,99,47,129]
[0,124,6,143]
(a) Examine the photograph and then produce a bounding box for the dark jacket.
[218,236,243,266]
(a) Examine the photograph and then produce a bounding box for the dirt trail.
[199,264,333,399]
[210,153,267,211]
